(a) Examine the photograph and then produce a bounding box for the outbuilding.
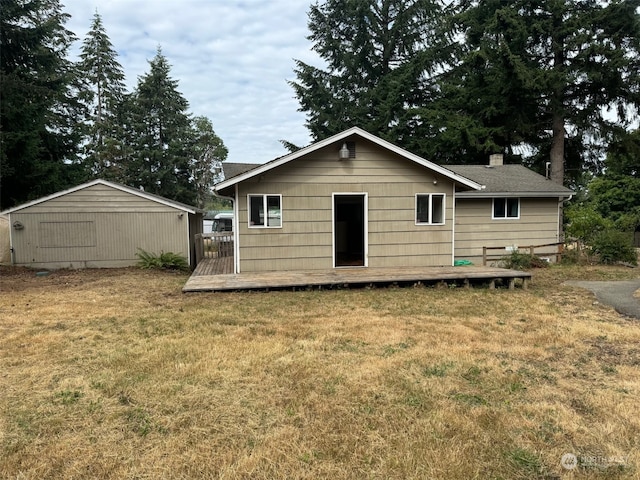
[2,179,203,270]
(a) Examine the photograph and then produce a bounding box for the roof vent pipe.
[489,154,503,166]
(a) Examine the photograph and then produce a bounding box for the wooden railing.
[195,233,234,265]
[482,242,564,266]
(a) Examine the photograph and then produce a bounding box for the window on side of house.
[416,193,446,225]
[248,194,282,228]
[492,197,520,219]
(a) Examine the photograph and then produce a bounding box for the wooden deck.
[191,255,234,276]
[183,258,532,292]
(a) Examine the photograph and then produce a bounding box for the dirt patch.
[0,265,184,293]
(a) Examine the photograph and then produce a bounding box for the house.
[213,127,572,274]
[2,179,203,270]
[449,158,573,264]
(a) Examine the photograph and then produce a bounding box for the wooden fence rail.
[482,242,564,266]
[195,233,234,265]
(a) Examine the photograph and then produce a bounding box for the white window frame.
[492,197,520,220]
[415,193,446,225]
[247,194,282,228]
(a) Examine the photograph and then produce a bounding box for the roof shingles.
[448,165,573,196]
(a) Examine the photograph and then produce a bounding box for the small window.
[416,194,446,225]
[493,198,520,219]
[248,194,282,228]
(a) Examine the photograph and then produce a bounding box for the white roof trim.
[214,127,483,192]
[1,179,198,214]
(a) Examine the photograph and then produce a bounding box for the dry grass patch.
[0,265,639,479]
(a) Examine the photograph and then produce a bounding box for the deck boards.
[191,256,234,276]
[184,257,532,292]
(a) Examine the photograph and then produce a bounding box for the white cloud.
[64,0,322,164]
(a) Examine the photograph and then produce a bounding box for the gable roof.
[1,179,202,214]
[448,165,573,198]
[214,127,483,192]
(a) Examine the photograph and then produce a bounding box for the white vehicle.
[211,212,233,232]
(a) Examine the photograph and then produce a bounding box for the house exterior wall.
[9,184,192,269]
[454,197,562,264]
[0,215,10,264]
[234,139,455,272]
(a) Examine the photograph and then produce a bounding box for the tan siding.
[11,209,190,269]
[39,221,97,247]
[240,232,331,248]
[241,245,331,261]
[369,254,451,268]
[236,139,455,272]
[454,198,561,263]
[369,230,451,246]
[22,184,179,213]
[241,257,333,271]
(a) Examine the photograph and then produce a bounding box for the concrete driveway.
[565,279,640,319]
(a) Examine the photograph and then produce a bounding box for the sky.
[63,0,323,165]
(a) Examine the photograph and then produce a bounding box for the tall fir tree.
[0,0,84,209]
[126,48,194,204]
[77,11,127,180]
[439,0,640,185]
[290,0,444,144]
[412,0,541,165]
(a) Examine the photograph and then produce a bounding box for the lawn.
[0,265,639,479]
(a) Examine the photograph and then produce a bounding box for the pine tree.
[0,0,84,209]
[290,0,444,144]
[441,0,640,185]
[77,11,127,180]
[188,116,228,209]
[126,48,194,204]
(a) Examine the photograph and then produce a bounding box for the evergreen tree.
[0,0,84,209]
[126,48,194,204]
[588,129,640,230]
[290,0,444,144]
[605,128,640,178]
[414,0,540,165]
[188,116,228,209]
[441,0,640,185]
[77,11,127,180]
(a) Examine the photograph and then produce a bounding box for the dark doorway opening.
[334,194,366,267]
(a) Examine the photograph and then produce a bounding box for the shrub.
[560,246,585,265]
[565,204,613,244]
[501,251,549,270]
[590,230,638,265]
[136,249,189,271]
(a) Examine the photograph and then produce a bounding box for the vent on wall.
[338,141,356,160]
[346,141,356,158]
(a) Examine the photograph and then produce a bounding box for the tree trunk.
[550,112,565,185]
[549,3,565,187]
